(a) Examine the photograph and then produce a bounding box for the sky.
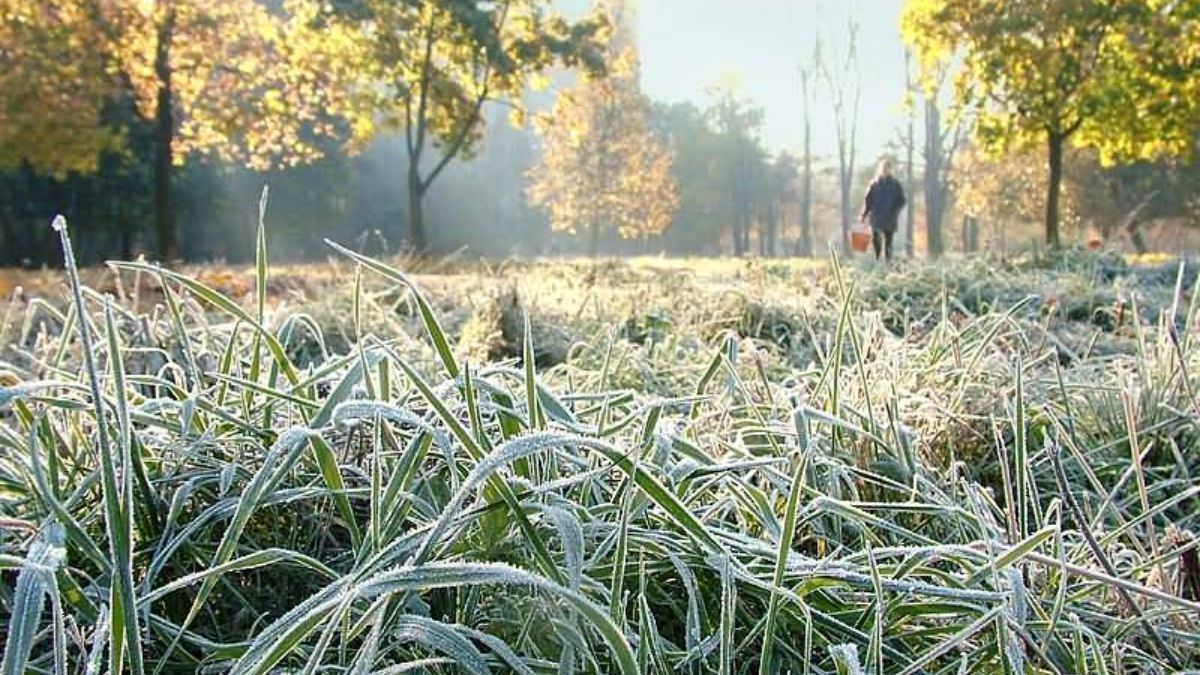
[631,0,909,164]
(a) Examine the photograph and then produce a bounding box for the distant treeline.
[0,98,822,266]
[4,102,1197,267]
[3,0,1197,266]
[0,114,551,266]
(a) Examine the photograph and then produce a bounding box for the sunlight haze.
[634,0,908,161]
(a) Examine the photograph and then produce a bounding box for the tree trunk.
[905,110,915,258]
[732,168,746,257]
[1120,190,1158,255]
[1045,131,1064,249]
[153,5,176,262]
[766,203,778,257]
[119,204,134,260]
[927,193,943,258]
[0,218,17,267]
[739,150,749,256]
[741,204,751,255]
[798,70,814,257]
[836,106,856,254]
[407,163,427,252]
[799,147,813,257]
[923,99,944,259]
[1127,221,1148,254]
[588,221,600,259]
[961,216,979,253]
[0,177,15,266]
[904,52,915,258]
[838,152,851,253]
[758,213,766,256]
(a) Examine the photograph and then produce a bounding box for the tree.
[922,97,946,257]
[818,23,861,253]
[920,68,968,259]
[708,84,766,256]
[0,0,345,261]
[902,50,917,258]
[903,0,1200,249]
[527,6,678,258]
[0,3,121,177]
[650,102,728,254]
[796,44,818,257]
[1067,151,1200,252]
[956,144,1081,251]
[318,0,607,253]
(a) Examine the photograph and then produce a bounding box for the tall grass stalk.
[51,216,144,675]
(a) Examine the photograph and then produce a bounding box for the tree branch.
[419,0,504,193]
[404,93,415,159]
[421,83,490,192]
[411,7,438,164]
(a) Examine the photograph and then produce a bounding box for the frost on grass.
[2,245,1198,673]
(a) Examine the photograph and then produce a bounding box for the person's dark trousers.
[871,228,894,261]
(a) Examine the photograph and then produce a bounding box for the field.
[2,228,1199,674]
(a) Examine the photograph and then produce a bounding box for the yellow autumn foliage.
[527,27,679,253]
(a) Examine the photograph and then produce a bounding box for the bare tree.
[904,50,916,258]
[796,41,819,257]
[922,70,968,259]
[708,86,764,257]
[819,20,861,253]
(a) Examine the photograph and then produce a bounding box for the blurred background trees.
[903,0,1200,250]
[0,0,350,261]
[310,0,609,252]
[527,1,678,257]
[0,0,1196,265]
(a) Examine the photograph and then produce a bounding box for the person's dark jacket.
[861,175,906,233]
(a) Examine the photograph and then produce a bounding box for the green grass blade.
[108,261,299,385]
[1,524,66,675]
[53,217,144,675]
[324,240,459,378]
[759,447,810,675]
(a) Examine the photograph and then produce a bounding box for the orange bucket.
[850,229,872,253]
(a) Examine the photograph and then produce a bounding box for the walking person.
[859,159,906,262]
